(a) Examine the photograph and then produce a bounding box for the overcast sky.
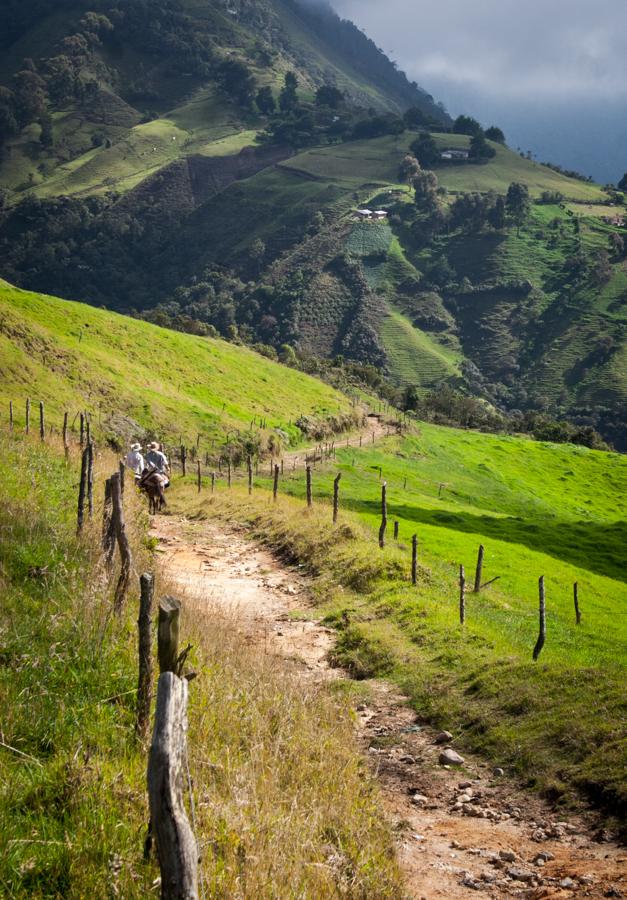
[328,0,627,181]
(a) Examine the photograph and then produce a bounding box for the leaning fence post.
[136,573,154,741]
[393,520,399,540]
[411,535,418,585]
[111,471,132,613]
[196,461,201,494]
[248,456,253,495]
[87,442,94,518]
[574,582,581,625]
[533,576,546,661]
[378,482,387,549]
[39,401,45,441]
[473,544,484,593]
[273,464,280,502]
[147,671,198,900]
[102,476,116,565]
[306,465,312,508]
[77,444,90,533]
[459,564,466,625]
[158,597,181,675]
[25,398,30,434]
[333,473,341,524]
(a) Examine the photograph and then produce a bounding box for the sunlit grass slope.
[217,422,627,813]
[0,280,353,446]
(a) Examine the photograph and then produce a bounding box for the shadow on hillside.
[345,499,627,583]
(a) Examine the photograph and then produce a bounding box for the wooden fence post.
[62,412,68,453]
[248,456,253,495]
[111,471,132,613]
[180,446,187,477]
[306,465,312,508]
[87,442,94,518]
[39,401,45,441]
[77,444,90,533]
[459,564,466,625]
[86,415,90,446]
[9,401,13,431]
[25,398,30,434]
[333,473,341,524]
[227,459,232,488]
[158,597,181,675]
[533,576,546,661]
[411,535,418,585]
[574,582,581,625]
[102,476,116,565]
[473,544,484,593]
[147,671,199,900]
[196,461,201,494]
[136,573,154,741]
[273,464,280,502]
[393,521,399,540]
[79,412,84,446]
[211,472,215,494]
[119,459,125,496]
[378,482,387,549]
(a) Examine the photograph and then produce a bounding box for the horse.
[138,469,167,514]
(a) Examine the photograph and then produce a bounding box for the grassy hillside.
[186,422,627,816]
[0,280,357,448]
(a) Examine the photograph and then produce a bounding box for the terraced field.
[380,307,459,388]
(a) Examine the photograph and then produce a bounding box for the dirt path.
[153,516,626,900]
[283,414,390,466]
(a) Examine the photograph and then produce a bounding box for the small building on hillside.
[440,149,469,161]
[355,208,373,219]
[373,210,388,219]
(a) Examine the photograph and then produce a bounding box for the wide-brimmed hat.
[131,443,142,451]
[148,442,159,450]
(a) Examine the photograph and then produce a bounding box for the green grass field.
[281,133,606,201]
[0,280,355,448]
[224,421,627,814]
[380,309,459,388]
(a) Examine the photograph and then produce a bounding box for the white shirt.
[125,450,145,475]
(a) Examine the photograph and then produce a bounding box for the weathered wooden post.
[87,441,94,518]
[119,459,125,496]
[227,459,232,488]
[62,412,68,454]
[393,521,399,540]
[459,564,466,625]
[533,576,546,661]
[136,573,154,741]
[211,472,215,494]
[359,435,362,448]
[306,465,312,508]
[9,401,13,431]
[378,482,387,549]
[158,596,181,675]
[333,473,341,524]
[102,476,116,566]
[85,415,90,446]
[38,401,45,441]
[79,412,84,446]
[180,446,187,477]
[273,464,280,501]
[196,460,201,494]
[574,582,581,625]
[77,444,90,533]
[372,431,375,444]
[147,668,198,900]
[378,466,382,481]
[473,544,484,593]
[411,535,418,585]
[248,456,253,495]
[403,477,407,490]
[111,471,132,614]
[25,398,30,434]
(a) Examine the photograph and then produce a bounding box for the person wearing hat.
[125,442,145,476]
[146,442,170,486]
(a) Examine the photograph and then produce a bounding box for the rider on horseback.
[145,442,170,488]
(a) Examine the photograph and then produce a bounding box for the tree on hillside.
[280,71,298,111]
[453,114,482,136]
[315,84,343,108]
[12,68,47,127]
[255,86,276,115]
[469,133,496,160]
[398,153,421,187]
[216,59,257,108]
[488,194,506,230]
[403,106,430,128]
[0,87,18,145]
[410,132,439,167]
[484,125,505,144]
[414,169,439,212]
[506,182,531,235]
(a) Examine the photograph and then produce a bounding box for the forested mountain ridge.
[0,0,626,447]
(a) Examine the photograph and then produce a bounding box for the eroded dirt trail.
[153,516,626,900]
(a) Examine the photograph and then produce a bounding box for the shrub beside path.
[153,515,627,900]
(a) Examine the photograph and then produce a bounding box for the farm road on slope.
[153,516,627,900]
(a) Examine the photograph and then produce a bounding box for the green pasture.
[0,280,353,446]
